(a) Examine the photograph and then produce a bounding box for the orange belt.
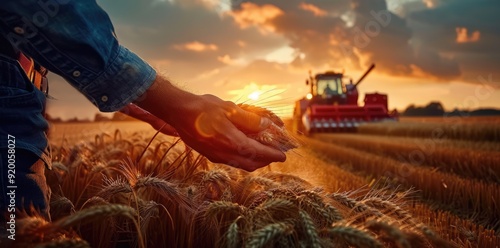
[17,52,48,94]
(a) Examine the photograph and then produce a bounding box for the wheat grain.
[259,198,296,213]
[53,204,137,229]
[299,210,321,248]
[226,217,242,248]
[17,216,50,236]
[297,194,342,227]
[322,224,383,248]
[362,198,413,222]
[204,201,245,221]
[50,195,76,220]
[329,193,384,220]
[247,176,281,189]
[81,196,109,209]
[261,172,312,188]
[416,223,458,248]
[366,219,411,248]
[34,239,91,248]
[245,222,293,248]
[134,176,181,200]
[138,199,160,233]
[238,104,299,152]
[97,176,132,200]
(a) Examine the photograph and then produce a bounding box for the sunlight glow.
[248,91,261,100]
[228,83,292,117]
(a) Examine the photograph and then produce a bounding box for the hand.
[134,76,286,171]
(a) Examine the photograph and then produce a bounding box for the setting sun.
[248,91,261,100]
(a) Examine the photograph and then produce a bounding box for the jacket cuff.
[82,45,156,112]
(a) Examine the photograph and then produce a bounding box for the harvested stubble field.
[8,117,500,248]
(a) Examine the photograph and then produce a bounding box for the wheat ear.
[53,204,137,229]
[322,224,383,248]
[366,219,411,248]
[299,210,321,248]
[245,222,292,248]
[34,239,91,248]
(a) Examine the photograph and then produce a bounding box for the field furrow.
[312,133,500,183]
[300,135,500,230]
[358,121,500,142]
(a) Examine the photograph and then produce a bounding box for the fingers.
[226,105,271,133]
[203,138,286,172]
[157,123,179,136]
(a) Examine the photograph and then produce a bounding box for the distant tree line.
[402,101,500,117]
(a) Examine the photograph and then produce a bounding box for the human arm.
[0,0,286,170]
[119,103,179,137]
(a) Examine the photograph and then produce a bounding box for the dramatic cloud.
[224,0,499,85]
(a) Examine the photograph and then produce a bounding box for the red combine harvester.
[292,64,398,135]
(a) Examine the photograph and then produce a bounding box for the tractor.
[292,63,398,135]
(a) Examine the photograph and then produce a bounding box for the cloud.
[455,27,480,44]
[173,41,219,52]
[422,0,438,8]
[217,54,239,65]
[299,3,328,17]
[228,2,284,33]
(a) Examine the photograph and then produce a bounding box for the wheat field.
[4,117,500,248]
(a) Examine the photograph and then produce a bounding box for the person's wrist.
[134,75,198,127]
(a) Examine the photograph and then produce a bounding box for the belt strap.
[17,53,48,94]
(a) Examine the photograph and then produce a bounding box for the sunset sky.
[46,0,500,120]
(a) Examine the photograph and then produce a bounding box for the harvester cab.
[307,71,346,105]
[293,63,398,135]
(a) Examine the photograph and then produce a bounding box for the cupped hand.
[166,94,286,171]
[134,76,286,171]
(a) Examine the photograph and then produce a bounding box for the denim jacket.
[0,0,156,159]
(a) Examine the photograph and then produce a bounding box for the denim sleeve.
[0,0,156,112]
